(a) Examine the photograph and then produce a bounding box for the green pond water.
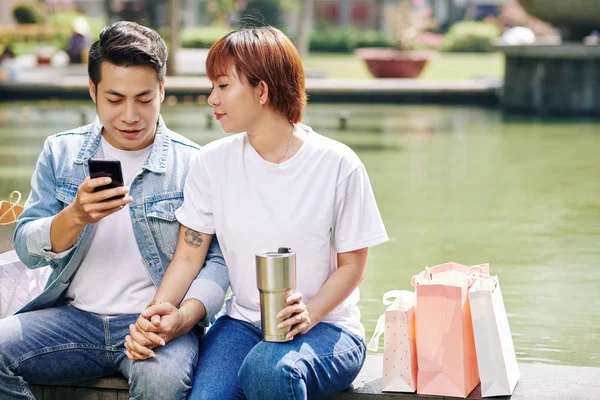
[1,101,598,367]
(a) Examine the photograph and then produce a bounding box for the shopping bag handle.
[410,266,431,287]
[0,191,21,220]
[467,270,498,290]
[411,264,485,287]
[465,265,486,287]
[367,290,415,352]
[367,314,386,352]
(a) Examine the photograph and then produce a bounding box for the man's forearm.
[49,205,87,253]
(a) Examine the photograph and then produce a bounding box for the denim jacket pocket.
[56,179,80,205]
[147,198,183,259]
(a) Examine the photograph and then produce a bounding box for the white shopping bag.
[0,250,51,319]
[469,274,520,397]
[367,290,417,393]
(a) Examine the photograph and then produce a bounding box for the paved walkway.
[1,48,502,105]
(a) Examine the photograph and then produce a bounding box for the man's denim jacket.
[13,116,229,325]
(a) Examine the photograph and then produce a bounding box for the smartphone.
[88,159,125,200]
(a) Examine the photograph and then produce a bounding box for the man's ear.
[89,78,97,103]
[159,78,165,103]
[258,81,269,106]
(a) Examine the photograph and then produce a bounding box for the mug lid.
[256,248,295,257]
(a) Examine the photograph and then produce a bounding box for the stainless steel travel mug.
[256,247,297,342]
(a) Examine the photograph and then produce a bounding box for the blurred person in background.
[66,16,91,64]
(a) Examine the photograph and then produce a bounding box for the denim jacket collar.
[74,116,170,174]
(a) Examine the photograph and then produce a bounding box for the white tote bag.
[367,290,417,393]
[0,250,51,319]
[468,273,520,397]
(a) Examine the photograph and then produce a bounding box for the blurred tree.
[103,0,113,24]
[202,0,237,27]
[296,0,314,57]
[12,2,45,24]
[167,0,180,75]
[240,0,283,27]
[433,0,465,32]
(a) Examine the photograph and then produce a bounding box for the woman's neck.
[247,114,299,163]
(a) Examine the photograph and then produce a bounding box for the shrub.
[240,0,284,27]
[310,27,394,53]
[179,25,394,54]
[12,3,45,24]
[440,21,501,53]
[180,26,234,48]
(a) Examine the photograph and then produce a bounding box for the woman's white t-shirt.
[175,124,388,338]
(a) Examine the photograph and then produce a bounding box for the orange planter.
[354,48,433,78]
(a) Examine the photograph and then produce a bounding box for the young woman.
[125,26,388,400]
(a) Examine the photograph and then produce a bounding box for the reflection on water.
[1,101,599,367]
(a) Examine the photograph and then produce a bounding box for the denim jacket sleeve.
[182,235,229,326]
[13,138,75,270]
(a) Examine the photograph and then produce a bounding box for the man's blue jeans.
[0,304,200,400]
[190,316,366,400]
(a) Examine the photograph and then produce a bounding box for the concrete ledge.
[0,77,502,105]
[496,43,600,60]
[500,43,600,116]
[30,354,600,399]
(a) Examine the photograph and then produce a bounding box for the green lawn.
[303,52,505,80]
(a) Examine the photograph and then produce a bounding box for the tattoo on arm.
[184,229,203,248]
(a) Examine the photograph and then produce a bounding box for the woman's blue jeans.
[190,315,366,400]
[0,304,200,399]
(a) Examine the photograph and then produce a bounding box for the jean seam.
[19,377,35,400]
[103,317,117,367]
[10,344,121,371]
[181,338,200,390]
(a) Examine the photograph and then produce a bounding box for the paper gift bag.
[0,250,51,319]
[367,290,417,393]
[411,262,489,398]
[0,191,24,253]
[469,274,519,397]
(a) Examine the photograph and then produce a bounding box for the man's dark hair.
[88,21,168,86]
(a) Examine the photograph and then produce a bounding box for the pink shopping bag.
[411,262,489,398]
[367,290,417,393]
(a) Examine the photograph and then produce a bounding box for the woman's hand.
[276,292,315,340]
[124,303,185,360]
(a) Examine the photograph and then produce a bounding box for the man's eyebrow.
[103,89,155,97]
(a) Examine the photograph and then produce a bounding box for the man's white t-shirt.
[67,137,155,315]
[176,124,388,338]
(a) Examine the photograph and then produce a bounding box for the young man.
[0,22,228,400]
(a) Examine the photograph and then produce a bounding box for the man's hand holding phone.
[69,176,132,226]
[69,159,131,226]
[50,160,132,253]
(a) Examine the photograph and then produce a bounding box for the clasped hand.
[124,303,183,360]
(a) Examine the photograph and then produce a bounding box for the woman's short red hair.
[206,26,306,124]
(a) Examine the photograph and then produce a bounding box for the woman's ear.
[258,81,269,106]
